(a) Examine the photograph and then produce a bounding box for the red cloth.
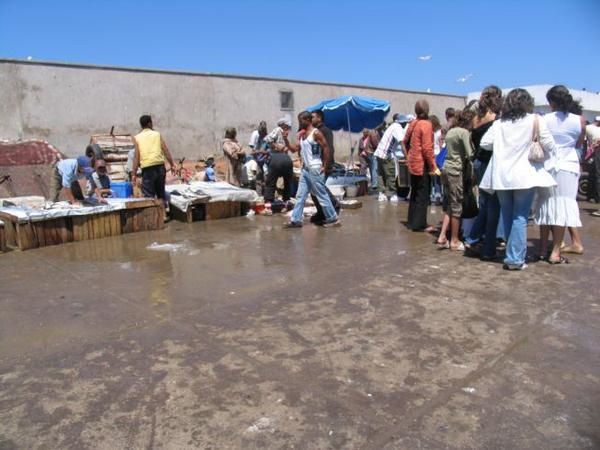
[404,119,436,176]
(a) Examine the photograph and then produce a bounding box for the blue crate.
[111,181,133,198]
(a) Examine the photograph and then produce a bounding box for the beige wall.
[0,60,465,159]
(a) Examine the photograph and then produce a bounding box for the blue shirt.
[57,159,81,188]
[204,167,216,182]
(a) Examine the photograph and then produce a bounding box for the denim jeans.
[366,153,378,188]
[496,188,535,266]
[291,167,338,224]
[466,160,501,257]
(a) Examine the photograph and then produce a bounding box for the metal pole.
[346,103,353,175]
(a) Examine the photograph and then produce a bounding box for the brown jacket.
[222,138,244,186]
[403,119,436,176]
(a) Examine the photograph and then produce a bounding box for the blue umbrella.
[306,95,390,132]
[307,95,390,172]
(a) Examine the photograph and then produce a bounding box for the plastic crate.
[111,181,133,198]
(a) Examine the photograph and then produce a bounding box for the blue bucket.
[111,181,133,198]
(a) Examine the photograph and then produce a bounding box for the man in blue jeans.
[283,111,341,228]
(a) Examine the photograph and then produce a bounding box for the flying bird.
[456,73,473,83]
[418,55,432,61]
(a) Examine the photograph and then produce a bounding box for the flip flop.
[437,241,450,250]
[450,242,465,251]
[548,256,569,265]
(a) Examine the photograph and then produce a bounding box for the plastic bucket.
[344,185,358,198]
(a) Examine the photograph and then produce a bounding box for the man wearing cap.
[374,113,409,202]
[263,117,294,205]
[49,156,92,205]
[87,159,112,203]
[587,116,600,216]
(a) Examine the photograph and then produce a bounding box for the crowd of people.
[49,85,599,270]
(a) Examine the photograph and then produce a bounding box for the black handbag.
[461,159,479,219]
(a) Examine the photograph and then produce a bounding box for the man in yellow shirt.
[132,115,175,209]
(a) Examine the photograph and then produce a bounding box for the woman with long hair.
[535,85,586,263]
[465,85,504,260]
[478,89,557,270]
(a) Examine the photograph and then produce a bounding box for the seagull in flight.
[418,55,432,61]
[456,73,473,83]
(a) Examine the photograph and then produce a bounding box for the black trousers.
[407,172,431,231]
[311,171,340,220]
[264,152,293,202]
[141,164,166,200]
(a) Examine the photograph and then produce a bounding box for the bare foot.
[561,245,584,255]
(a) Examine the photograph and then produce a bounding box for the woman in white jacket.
[479,89,557,270]
[535,85,586,264]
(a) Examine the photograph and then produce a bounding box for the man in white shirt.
[374,114,409,202]
[587,116,600,216]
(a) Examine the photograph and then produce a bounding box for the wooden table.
[0,199,165,251]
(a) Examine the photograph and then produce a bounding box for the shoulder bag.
[528,115,545,162]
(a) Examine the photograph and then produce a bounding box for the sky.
[1,0,599,95]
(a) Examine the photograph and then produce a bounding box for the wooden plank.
[124,198,162,209]
[113,211,122,235]
[121,210,132,234]
[3,220,17,248]
[34,222,45,247]
[16,222,38,251]
[72,216,84,241]
[205,201,241,221]
[57,218,71,244]
[0,223,7,252]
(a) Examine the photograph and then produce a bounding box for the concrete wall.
[0,59,465,159]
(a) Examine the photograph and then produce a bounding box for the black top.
[471,120,494,164]
[318,124,335,170]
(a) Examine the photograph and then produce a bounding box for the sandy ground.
[0,198,599,449]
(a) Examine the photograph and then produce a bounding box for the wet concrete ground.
[0,198,599,449]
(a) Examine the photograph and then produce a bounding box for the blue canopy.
[306,95,390,132]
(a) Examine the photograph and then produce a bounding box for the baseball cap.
[77,156,94,175]
[277,115,292,128]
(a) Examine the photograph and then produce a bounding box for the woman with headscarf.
[535,85,586,263]
[478,89,557,270]
[222,127,245,186]
[403,100,440,232]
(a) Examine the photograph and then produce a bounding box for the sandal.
[548,256,569,265]
[437,241,450,250]
[450,242,465,251]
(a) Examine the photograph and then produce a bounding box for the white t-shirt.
[249,130,259,148]
[433,129,442,156]
[586,124,600,148]
[374,122,406,159]
[241,159,258,183]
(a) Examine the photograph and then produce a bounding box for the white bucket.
[344,184,358,198]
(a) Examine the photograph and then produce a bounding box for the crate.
[111,181,133,198]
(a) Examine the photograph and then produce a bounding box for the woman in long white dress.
[479,89,557,270]
[535,85,586,263]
